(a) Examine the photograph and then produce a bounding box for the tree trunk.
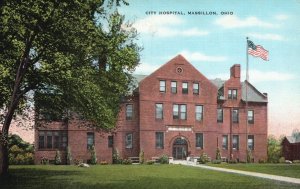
[0,141,9,177]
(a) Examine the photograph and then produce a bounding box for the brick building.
[34,55,268,164]
[282,135,300,161]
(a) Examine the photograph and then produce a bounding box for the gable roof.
[241,80,268,103]
[286,136,300,144]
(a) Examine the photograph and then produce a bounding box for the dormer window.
[228,89,237,99]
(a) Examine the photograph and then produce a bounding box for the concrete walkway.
[171,160,300,185]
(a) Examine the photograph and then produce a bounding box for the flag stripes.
[247,40,269,61]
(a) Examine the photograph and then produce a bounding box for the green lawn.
[208,163,300,178]
[0,165,299,189]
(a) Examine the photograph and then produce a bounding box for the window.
[248,110,254,124]
[155,132,164,149]
[171,81,177,94]
[180,104,187,120]
[108,136,113,148]
[195,105,203,121]
[155,103,163,119]
[222,135,228,150]
[196,133,203,148]
[232,135,239,150]
[228,89,237,99]
[38,131,67,150]
[38,131,45,149]
[173,104,187,120]
[173,104,179,119]
[87,132,95,149]
[47,132,53,148]
[248,135,254,150]
[125,133,133,149]
[217,108,223,123]
[182,82,188,94]
[232,109,239,123]
[160,80,166,92]
[126,104,133,120]
[193,83,199,94]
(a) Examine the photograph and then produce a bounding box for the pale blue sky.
[119,0,300,137]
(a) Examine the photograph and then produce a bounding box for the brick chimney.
[230,64,240,79]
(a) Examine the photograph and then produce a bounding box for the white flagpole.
[246,37,249,162]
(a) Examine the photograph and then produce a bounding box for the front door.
[172,138,188,160]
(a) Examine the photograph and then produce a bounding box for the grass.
[208,163,300,178]
[0,164,299,189]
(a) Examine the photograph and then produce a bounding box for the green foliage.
[40,157,49,165]
[258,159,267,164]
[199,152,210,164]
[146,160,155,165]
[158,154,169,164]
[122,159,132,165]
[139,150,144,164]
[279,157,285,164]
[90,145,97,165]
[112,148,122,164]
[55,150,62,165]
[293,160,300,164]
[228,159,238,164]
[215,147,221,161]
[247,150,253,163]
[267,135,282,163]
[8,134,34,165]
[212,159,222,164]
[66,146,73,165]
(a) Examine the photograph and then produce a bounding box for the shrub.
[279,157,285,163]
[247,150,253,163]
[139,150,145,164]
[23,152,34,164]
[73,159,83,165]
[90,145,97,165]
[212,159,222,164]
[228,159,237,164]
[293,160,300,164]
[122,159,132,165]
[215,148,221,161]
[199,153,209,164]
[66,146,73,165]
[15,154,25,165]
[100,160,108,165]
[146,160,155,165]
[41,157,49,165]
[159,154,169,164]
[55,150,62,165]
[258,159,267,164]
[112,148,122,164]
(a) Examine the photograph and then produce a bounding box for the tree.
[215,147,221,161]
[0,0,140,176]
[267,135,283,163]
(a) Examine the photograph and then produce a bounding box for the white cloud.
[208,69,296,83]
[248,33,284,41]
[134,62,161,75]
[179,50,227,62]
[215,15,276,29]
[133,15,209,37]
[275,14,289,21]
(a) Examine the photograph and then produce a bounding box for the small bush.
[23,152,34,164]
[66,146,73,165]
[112,148,122,164]
[247,150,253,163]
[41,157,49,165]
[279,157,285,163]
[146,160,155,165]
[215,148,221,161]
[228,159,237,164]
[122,159,132,165]
[159,154,169,164]
[139,150,145,164]
[258,159,267,164]
[73,159,83,165]
[212,159,222,164]
[100,160,108,165]
[55,150,62,165]
[199,153,210,164]
[90,145,97,165]
[293,160,300,164]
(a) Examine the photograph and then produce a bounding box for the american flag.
[247,40,269,61]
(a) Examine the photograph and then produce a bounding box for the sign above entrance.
[167,126,192,132]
